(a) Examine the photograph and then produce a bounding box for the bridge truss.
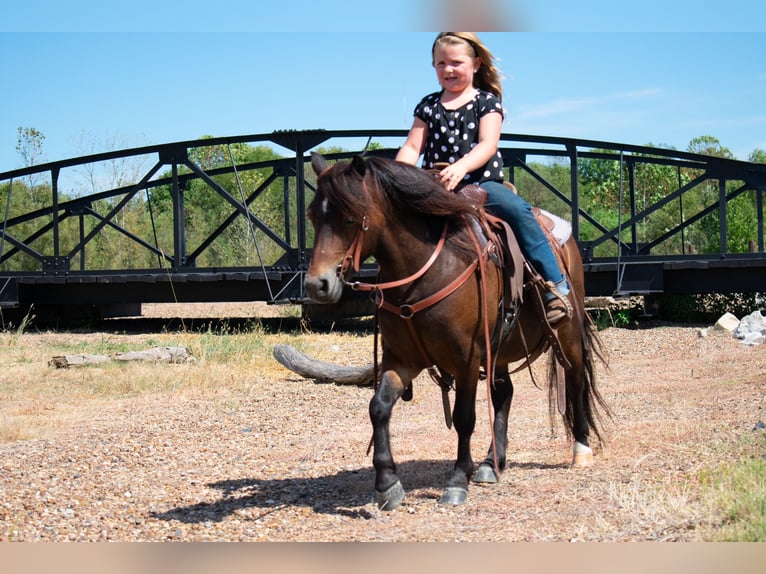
[1,130,765,321]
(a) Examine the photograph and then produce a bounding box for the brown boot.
[543,281,573,326]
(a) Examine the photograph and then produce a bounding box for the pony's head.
[304,153,372,304]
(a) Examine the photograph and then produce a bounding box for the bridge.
[1,129,765,323]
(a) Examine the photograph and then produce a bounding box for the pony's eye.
[344,217,356,226]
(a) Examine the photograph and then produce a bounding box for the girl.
[396,32,572,326]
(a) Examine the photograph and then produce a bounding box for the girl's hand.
[439,164,468,191]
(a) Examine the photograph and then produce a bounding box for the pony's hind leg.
[473,366,514,484]
[572,440,594,467]
[369,369,408,510]
[558,356,594,467]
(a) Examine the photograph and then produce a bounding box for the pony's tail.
[549,314,612,444]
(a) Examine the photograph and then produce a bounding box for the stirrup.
[543,281,573,326]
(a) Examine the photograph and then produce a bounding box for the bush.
[657,292,765,323]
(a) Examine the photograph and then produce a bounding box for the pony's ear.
[351,155,366,177]
[310,152,328,176]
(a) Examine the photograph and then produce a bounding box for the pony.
[304,153,609,509]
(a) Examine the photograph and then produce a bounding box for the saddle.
[435,175,573,313]
[460,182,575,408]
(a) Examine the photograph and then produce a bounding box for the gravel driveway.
[1,322,764,541]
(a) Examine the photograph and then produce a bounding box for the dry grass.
[0,304,765,541]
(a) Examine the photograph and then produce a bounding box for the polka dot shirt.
[414,89,505,184]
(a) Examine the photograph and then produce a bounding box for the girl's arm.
[439,111,502,191]
[396,117,428,165]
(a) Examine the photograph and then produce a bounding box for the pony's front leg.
[439,380,478,505]
[473,367,514,484]
[369,369,408,510]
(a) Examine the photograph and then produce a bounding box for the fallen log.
[113,346,193,363]
[272,344,375,386]
[49,346,194,368]
[49,354,109,368]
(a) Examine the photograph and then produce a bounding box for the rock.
[740,333,766,346]
[714,312,740,332]
[733,310,766,342]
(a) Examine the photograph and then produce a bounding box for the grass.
[0,314,370,444]
[700,453,766,541]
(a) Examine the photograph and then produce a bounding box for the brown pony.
[305,153,609,510]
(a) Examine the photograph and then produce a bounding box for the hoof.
[572,441,594,467]
[472,463,499,484]
[438,486,468,506]
[376,480,404,511]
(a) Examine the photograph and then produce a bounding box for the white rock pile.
[712,310,766,345]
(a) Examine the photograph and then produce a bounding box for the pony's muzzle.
[304,270,343,303]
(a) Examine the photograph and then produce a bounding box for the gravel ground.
[1,315,765,542]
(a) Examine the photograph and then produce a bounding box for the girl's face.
[432,41,479,95]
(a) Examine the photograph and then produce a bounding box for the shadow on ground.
[152,458,568,523]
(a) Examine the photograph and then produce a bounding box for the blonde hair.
[432,32,503,101]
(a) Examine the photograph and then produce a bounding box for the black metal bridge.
[1,129,765,322]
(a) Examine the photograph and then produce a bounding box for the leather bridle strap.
[342,224,449,292]
[375,257,478,318]
[465,217,501,481]
[338,216,369,282]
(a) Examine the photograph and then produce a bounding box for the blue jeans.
[480,180,565,287]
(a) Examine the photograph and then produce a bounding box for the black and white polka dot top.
[413,89,505,184]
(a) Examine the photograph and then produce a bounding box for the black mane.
[365,157,479,224]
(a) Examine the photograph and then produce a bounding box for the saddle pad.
[533,208,572,247]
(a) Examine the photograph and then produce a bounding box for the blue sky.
[2,1,766,173]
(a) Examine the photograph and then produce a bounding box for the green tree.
[684,137,755,254]
[16,126,46,168]
[687,135,734,159]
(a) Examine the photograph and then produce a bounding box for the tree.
[147,141,289,268]
[687,135,734,159]
[15,127,47,192]
[16,126,46,167]
[70,130,150,196]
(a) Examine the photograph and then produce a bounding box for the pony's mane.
[314,156,478,221]
[365,157,478,224]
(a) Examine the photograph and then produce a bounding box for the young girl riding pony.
[396,31,572,326]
